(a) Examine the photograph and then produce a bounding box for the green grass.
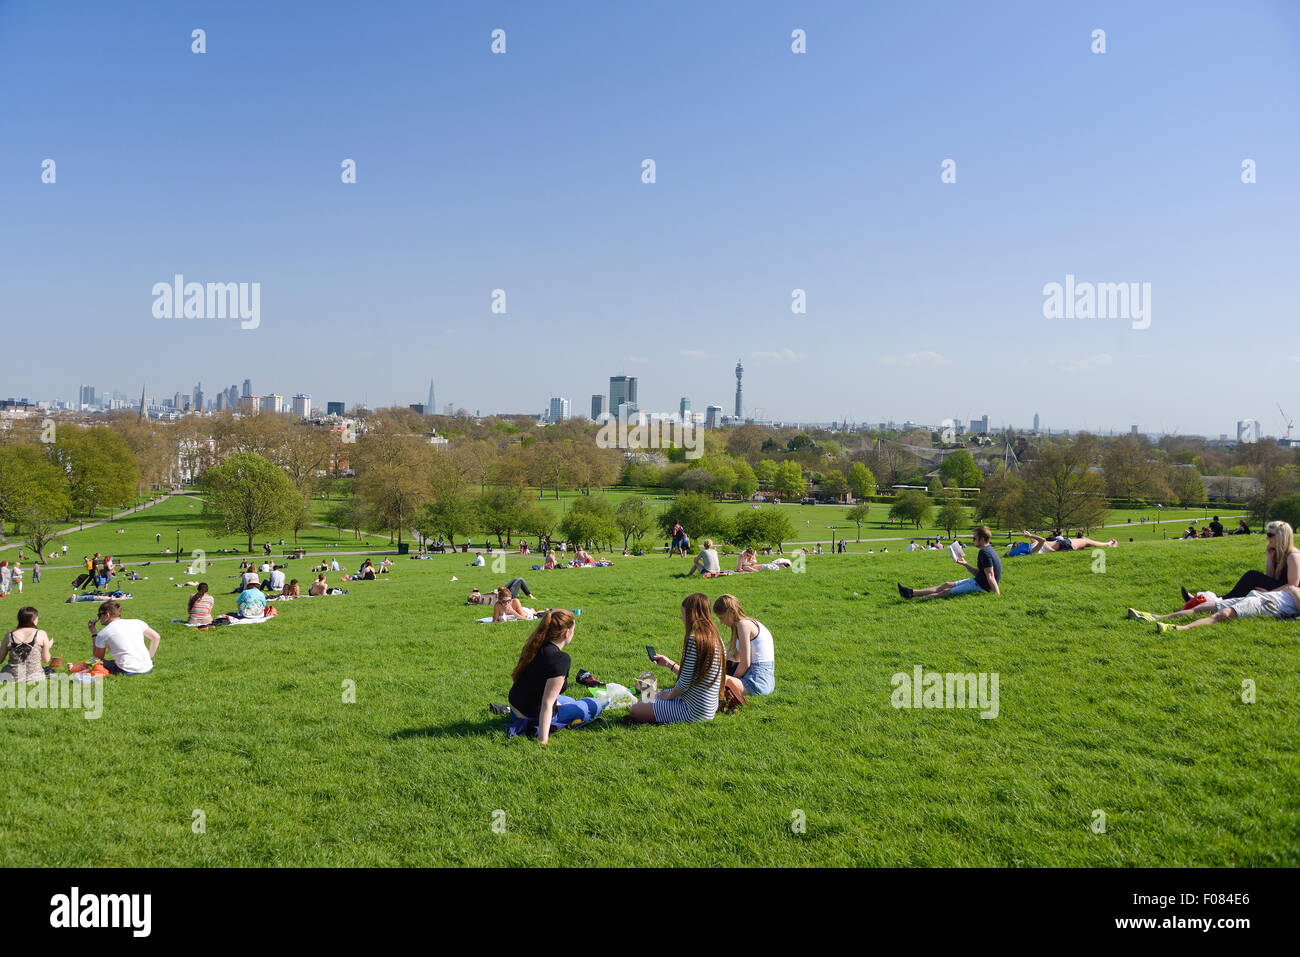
[1,506,1294,866]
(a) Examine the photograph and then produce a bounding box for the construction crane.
[1278,403,1294,442]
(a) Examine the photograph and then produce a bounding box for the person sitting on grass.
[0,606,52,684]
[573,546,596,566]
[1129,581,1300,633]
[266,564,287,592]
[1177,519,1300,604]
[283,579,301,598]
[628,593,726,724]
[87,600,158,675]
[488,609,601,743]
[1230,519,1251,535]
[467,578,535,606]
[544,550,558,570]
[1181,524,1198,540]
[735,548,761,573]
[309,574,329,596]
[898,525,1002,600]
[187,583,214,626]
[714,593,775,696]
[492,586,537,622]
[1021,529,1118,553]
[684,539,721,578]
[236,582,268,619]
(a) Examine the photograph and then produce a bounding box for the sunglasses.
[1267,532,1276,538]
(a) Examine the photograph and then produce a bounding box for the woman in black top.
[496,610,602,744]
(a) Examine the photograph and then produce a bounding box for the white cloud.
[882,350,951,367]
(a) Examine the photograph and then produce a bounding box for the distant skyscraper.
[706,405,723,429]
[174,392,185,410]
[192,382,204,413]
[427,379,435,414]
[409,404,426,415]
[548,397,571,423]
[292,394,311,418]
[734,360,743,418]
[970,414,989,434]
[1033,412,1040,433]
[326,401,345,416]
[1131,424,1138,435]
[591,394,607,420]
[78,385,97,408]
[609,376,637,416]
[680,396,691,420]
[242,379,252,397]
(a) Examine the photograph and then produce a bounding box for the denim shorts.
[741,660,775,695]
[950,577,984,596]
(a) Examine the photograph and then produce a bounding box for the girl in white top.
[713,593,775,696]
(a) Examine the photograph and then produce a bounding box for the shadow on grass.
[391,714,629,741]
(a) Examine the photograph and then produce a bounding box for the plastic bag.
[592,682,637,709]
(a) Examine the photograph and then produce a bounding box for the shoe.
[575,669,604,688]
[1155,621,1174,635]
[897,583,914,599]
[488,703,510,716]
[1127,608,1156,623]
[1180,586,1193,603]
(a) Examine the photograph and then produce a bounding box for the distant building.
[609,376,638,416]
[409,404,426,415]
[1033,412,1040,433]
[292,394,311,418]
[705,405,723,429]
[326,401,346,416]
[591,394,607,420]
[242,379,252,397]
[734,360,743,418]
[547,397,571,423]
[260,394,283,414]
[970,414,989,434]
[78,385,97,408]
[1131,424,1139,435]
[192,383,204,413]
[240,395,259,413]
[680,396,691,420]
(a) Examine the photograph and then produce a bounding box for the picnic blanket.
[476,614,537,623]
[67,592,133,603]
[182,610,278,627]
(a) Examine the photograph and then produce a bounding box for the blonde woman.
[1180,520,1300,602]
[713,594,776,695]
[629,593,726,723]
[492,585,536,622]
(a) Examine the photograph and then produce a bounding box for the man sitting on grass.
[1128,583,1300,633]
[684,539,721,578]
[898,525,1002,600]
[87,600,159,675]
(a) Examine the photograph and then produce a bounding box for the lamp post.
[826,526,839,552]
[175,528,180,563]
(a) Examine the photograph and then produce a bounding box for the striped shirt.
[652,633,723,724]
[187,594,215,624]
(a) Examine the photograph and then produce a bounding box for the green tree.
[201,452,299,550]
[936,496,967,537]
[730,509,794,551]
[559,495,619,550]
[1272,491,1300,532]
[820,469,848,501]
[51,427,139,518]
[658,492,729,542]
[848,461,876,500]
[890,490,932,529]
[939,449,983,489]
[0,444,70,537]
[733,461,758,499]
[417,493,474,547]
[615,496,653,548]
[845,503,871,541]
[974,471,1027,530]
[478,486,530,547]
[1022,440,1109,532]
[754,459,778,488]
[1167,465,1208,507]
[774,460,806,501]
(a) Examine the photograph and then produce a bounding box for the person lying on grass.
[898,525,1002,600]
[628,593,726,724]
[88,600,158,675]
[467,579,535,606]
[492,586,538,622]
[187,583,214,626]
[489,609,601,743]
[1177,520,1300,605]
[715,593,775,696]
[1128,582,1300,633]
[1021,529,1118,553]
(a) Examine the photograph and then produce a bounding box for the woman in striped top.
[187,583,214,625]
[628,593,725,724]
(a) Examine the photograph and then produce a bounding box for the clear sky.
[2,1,1298,436]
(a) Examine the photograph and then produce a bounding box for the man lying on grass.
[1128,583,1300,633]
[898,525,1001,600]
[1021,529,1118,553]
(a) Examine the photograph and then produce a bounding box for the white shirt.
[94,619,154,674]
[269,568,286,590]
[330,560,340,572]
[242,571,258,587]
[260,562,272,574]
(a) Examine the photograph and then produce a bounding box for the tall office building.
[427,380,436,415]
[78,385,97,408]
[548,397,571,423]
[679,397,691,420]
[174,392,185,410]
[1033,412,1040,433]
[706,405,723,429]
[591,394,607,420]
[260,394,284,414]
[192,382,204,413]
[970,414,989,434]
[609,375,638,416]
[292,394,311,418]
[242,379,252,397]
[240,395,259,413]
[326,401,346,416]
[734,360,743,418]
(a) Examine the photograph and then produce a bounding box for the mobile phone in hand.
[646,645,657,662]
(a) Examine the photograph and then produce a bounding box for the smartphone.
[646,645,657,662]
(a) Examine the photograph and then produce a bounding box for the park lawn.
[0,509,1295,868]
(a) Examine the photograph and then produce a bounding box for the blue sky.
[2,0,1298,435]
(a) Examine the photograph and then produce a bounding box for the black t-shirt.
[975,544,1002,591]
[1209,521,1224,537]
[508,642,571,719]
